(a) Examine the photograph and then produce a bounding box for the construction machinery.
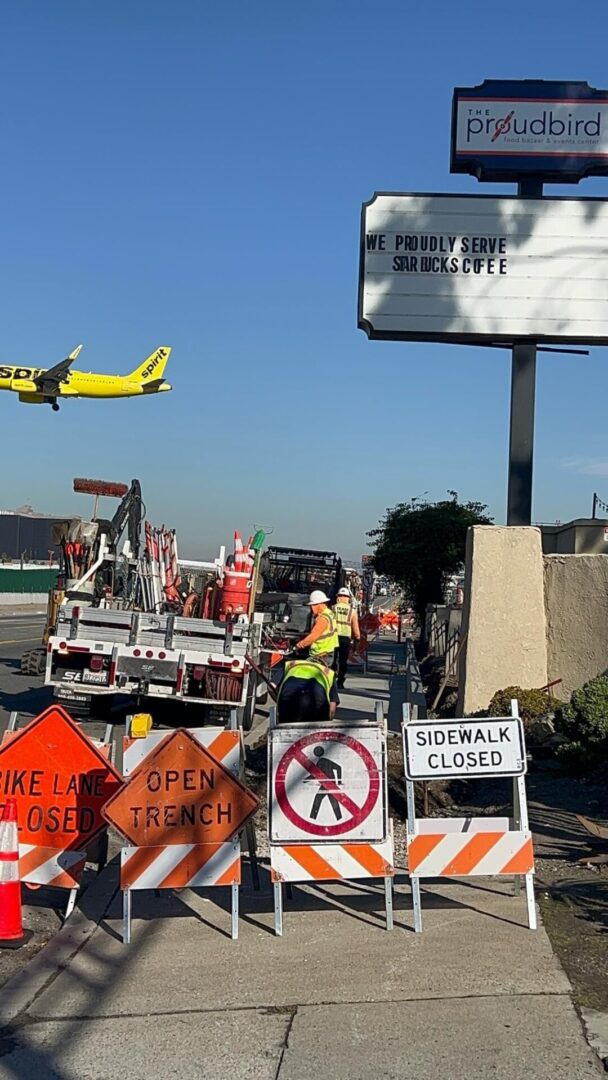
[255,545,345,656]
[44,522,267,726]
[20,478,144,677]
[46,604,263,724]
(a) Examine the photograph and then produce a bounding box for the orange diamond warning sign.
[102,728,259,847]
[0,705,122,850]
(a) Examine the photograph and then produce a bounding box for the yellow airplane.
[0,345,172,411]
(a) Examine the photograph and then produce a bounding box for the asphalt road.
[0,612,74,980]
[0,610,124,747]
[0,612,50,732]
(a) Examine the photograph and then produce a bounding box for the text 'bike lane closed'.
[270,727,387,843]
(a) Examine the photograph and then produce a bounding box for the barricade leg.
[384,876,394,931]
[245,821,260,891]
[525,873,537,930]
[274,882,283,936]
[64,887,78,921]
[123,889,132,945]
[411,876,423,933]
[512,777,521,896]
[231,883,239,941]
[515,772,536,926]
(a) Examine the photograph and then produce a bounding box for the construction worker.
[333,586,361,689]
[277,656,338,724]
[296,590,339,669]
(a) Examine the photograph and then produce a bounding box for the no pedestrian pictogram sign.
[270,725,387,843]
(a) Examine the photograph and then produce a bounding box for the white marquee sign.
[359,193,608,344]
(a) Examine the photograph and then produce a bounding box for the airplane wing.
[35,344,83,395]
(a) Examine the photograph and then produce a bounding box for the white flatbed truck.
[46,603,264,727]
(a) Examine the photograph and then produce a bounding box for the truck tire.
[20,649,44,676]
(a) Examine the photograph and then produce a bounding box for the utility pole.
[506,178,543,526]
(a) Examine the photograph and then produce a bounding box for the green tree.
[367,491,492,620]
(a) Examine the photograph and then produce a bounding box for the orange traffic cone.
[0,798,31,949]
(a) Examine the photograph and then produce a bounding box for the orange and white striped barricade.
[1,707,121,920]
[402,699,536,932]
[102,712,259,943]
[268,705,394,935]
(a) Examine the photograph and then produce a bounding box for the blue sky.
[2,0,608,560]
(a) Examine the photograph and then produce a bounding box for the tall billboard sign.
[451,80,608,183]
[359,192,608,346]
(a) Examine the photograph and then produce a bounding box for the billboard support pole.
[507,179,543,525]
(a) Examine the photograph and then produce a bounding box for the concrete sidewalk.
[0,641,600,1079]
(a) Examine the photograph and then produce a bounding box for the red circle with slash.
[274,730,380,837]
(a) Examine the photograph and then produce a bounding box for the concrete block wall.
[544,554,608,700]
[457,527,548,715]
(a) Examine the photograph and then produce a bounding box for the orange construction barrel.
[217,571,252,620]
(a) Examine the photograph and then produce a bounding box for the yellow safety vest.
[334,601,353,638]
[309,608,339,658]
[281,659,335,700]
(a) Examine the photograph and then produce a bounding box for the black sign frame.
[358,190,608,346]
[451,79,608,184]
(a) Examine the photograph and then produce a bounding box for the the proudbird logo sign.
[451,80,608,183]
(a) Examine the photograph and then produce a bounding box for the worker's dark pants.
[337,637,351,687]
[277,677,330,725]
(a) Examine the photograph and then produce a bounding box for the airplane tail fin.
[69,344,83,361]
[128,346,172,384]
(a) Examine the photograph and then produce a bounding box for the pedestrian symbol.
[270,726,386,842]
[309,746,343,821]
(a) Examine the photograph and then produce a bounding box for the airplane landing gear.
[51,402,60,412]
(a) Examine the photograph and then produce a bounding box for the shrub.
[553,702,578,740]
[569,676,608,743]
[488,686,556,726]
[553,674,608,773]
[555,740,599,775]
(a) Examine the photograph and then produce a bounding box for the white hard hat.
[306,590,330,606]
[337,587,350,597]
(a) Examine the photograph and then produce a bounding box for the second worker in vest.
[296,590,339,669]
[333,587,361,689]
[277,656,339,724]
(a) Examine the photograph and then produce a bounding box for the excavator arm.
[109,479,144,558]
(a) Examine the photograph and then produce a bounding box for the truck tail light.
[90,655,103,672]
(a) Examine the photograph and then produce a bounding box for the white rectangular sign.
[453,98,608,161]
[403,717,526,780]
[359,193,608,344]
[269,723,387,843]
